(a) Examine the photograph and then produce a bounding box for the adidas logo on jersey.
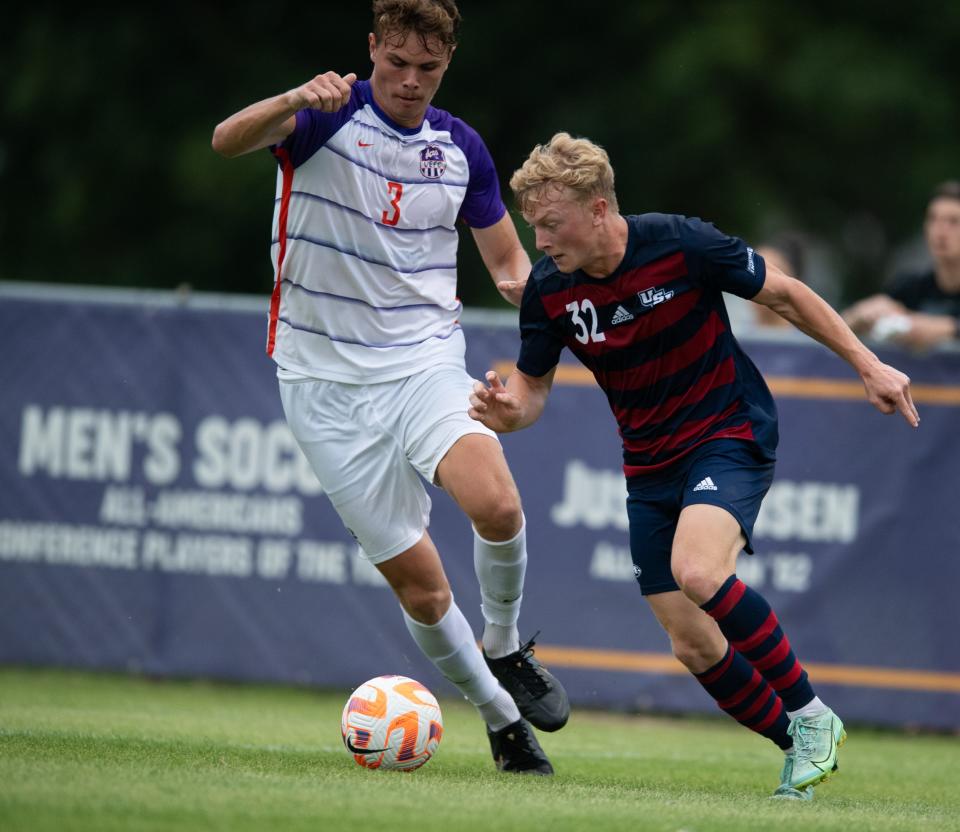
[693,476,718,492]
[611,305,634,325]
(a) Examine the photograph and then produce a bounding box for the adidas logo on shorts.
[693,476,718,492]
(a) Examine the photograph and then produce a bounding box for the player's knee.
[672,561,724,606]
[400,585,452,625]
[471,490,523,541]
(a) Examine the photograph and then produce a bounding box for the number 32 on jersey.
[566,299,606,344]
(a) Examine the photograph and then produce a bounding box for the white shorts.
[279,364,498,564]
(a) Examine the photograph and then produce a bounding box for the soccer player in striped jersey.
[212,1,567,774]
[469,133,919,797]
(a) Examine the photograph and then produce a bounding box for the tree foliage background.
[3,1,959,308]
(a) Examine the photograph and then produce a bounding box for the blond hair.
[510,132,618,214]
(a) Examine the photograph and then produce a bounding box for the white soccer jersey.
[266,80,506,383]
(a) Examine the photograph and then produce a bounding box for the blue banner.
[1,287,958,729]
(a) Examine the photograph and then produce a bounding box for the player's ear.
[368,32,378,62]
[592,197,608,225]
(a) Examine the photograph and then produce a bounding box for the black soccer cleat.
[487,718,554,775]
[484,633,570,732]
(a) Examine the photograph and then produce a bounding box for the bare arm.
[844,295,958,351]
[753,263,920,427]
[470,213,532,307]
[842,293,908,334]
[894,312,960,350]
[211,72,357,158]
[468,367,556,432]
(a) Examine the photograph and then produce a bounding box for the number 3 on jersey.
[382,181,403,226]
[566,299,606,344]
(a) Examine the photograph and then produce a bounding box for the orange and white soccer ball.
[341,675,444,771]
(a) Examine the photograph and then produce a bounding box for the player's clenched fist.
[287,71,358,113]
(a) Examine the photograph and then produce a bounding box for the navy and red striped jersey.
[517,213,779,477]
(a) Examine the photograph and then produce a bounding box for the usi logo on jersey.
[419,144,446,179]
[638,287,675,308]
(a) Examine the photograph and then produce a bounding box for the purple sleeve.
[271,81,367,168]
[448,118,507,229]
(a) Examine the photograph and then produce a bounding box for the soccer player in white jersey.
[212,0,567,773]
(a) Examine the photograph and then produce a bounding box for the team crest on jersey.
[638,287,675,308]
[419,144,446,179]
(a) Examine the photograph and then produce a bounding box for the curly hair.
[510,132,618,214]
[372,0,461,56]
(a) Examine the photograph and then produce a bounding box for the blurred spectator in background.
[753,233,808,329]
[844,181,960,350]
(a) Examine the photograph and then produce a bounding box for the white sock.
[483,622,520,660]
[401,600,519,728]
[476,688,521,732]
[473,518,526,659]
[787,696,828,721]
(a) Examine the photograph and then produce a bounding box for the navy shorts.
[627,439,775,596]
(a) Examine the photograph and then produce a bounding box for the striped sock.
[694,644,791,749]
[701,575,815,712]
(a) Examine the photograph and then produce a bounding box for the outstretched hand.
[288,71,358,113]
[861,361,920,427]
[468,371,523,432]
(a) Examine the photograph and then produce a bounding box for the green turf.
[0,668,956,832]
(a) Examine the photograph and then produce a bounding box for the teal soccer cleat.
[786,709,847,790]
[771,752,814,800]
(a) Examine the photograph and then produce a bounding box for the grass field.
[0,668,956,832]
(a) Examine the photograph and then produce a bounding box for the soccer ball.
[341,675,443,771]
